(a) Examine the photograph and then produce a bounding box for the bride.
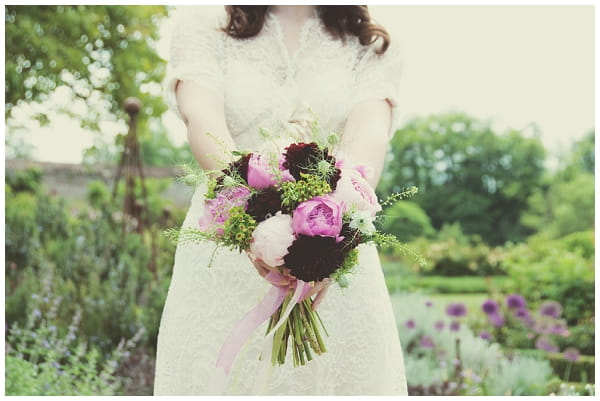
[154,5,407,395]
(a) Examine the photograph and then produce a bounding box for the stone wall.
[5,159,194,208]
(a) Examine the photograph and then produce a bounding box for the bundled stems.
[268,296,328,367]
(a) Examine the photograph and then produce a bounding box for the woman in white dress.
[154,5,407,395]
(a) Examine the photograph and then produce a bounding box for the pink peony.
[199,186,251,235]
[292,195,344,238]
[247,153,294,189]
[249,212,295,267]
[330,169,381,216]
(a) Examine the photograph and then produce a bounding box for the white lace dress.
[154,6,407,395]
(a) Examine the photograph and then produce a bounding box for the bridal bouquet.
[167,131,424,374]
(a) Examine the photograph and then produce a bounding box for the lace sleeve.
[163,6,225,120]
[352,36,405,139]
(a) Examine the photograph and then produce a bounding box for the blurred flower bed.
[5,167,186,395]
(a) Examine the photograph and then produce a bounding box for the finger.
[312,284,330,310]
[305,280,328,299]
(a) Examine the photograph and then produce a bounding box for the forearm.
[338,99,392,188]
[175,80,237,171]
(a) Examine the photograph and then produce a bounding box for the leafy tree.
[380,113,546,245]
[381,201,435,242]
[5,5,169,130]
[521,131,595,238]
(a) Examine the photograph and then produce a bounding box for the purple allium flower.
[479,330,492,340]
[506,294,527,309]
[538,300,562,319]
[489,312,505,328]
[533,320,551,335]
[535,335,559,352]
[419,335,435,348]
[563,347,580,362]
[549,321,569,337]
[481,299,499,315]
[452,358,461,366]
[405,319,415,329]
[450,321,460,331]
[434,320,445,331]
[425,300,433,308]
[446,302,467,317]
[514,306,530,319]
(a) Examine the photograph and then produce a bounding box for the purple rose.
[292,195,343,238]
[482,299,499,315]
[506,294,527,309]
[199,186,251,235]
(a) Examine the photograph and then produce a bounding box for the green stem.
[299,302,320,354]
[305,300,327,353]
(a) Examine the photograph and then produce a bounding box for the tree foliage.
[521,131,595,238]
[380,113,546,245]
[5,5,169,133]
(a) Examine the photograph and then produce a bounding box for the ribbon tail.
[266,280,311,338]
[216,286,287,375]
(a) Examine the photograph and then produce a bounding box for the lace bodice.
[164,6,404,150]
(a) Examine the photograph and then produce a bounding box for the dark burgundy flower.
[446,302,467,317]
[339,223,362,251]
[282,142,341,190]
[221,153,252,183]
[506,293,527,309]
[246,187,283,222]
[284,235,346,282]
[482,299,499,315]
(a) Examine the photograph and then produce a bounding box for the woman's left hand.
[306,279,331,310]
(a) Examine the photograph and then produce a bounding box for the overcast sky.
[13,5,595,165]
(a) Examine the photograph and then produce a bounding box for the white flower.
[348,209,376,235]
[249,212,295,267]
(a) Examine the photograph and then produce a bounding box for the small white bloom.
[222,176,236,187]
[349,210,376,235]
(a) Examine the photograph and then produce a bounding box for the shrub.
[381,201,435,242]
[502,236,594,326]
[5,279,142,396]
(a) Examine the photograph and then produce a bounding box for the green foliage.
[380,113,546,245]
[5,280,142,396]
[385,274,513,294]
[400,224,508,276]
[5,5,168,130]
[501,234,594,326]
[222,207,257,251]
[381,201,435,242]
[5,178,180,360]
[5,166,43,192]
[521,173,594,238]
[280,174,331,210]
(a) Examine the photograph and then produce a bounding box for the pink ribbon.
[216,271,311,375]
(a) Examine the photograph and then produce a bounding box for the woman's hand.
[246,252,330,310]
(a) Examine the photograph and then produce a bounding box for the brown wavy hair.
[221,5,390,54]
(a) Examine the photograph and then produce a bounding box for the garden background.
[4,5,595,396]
